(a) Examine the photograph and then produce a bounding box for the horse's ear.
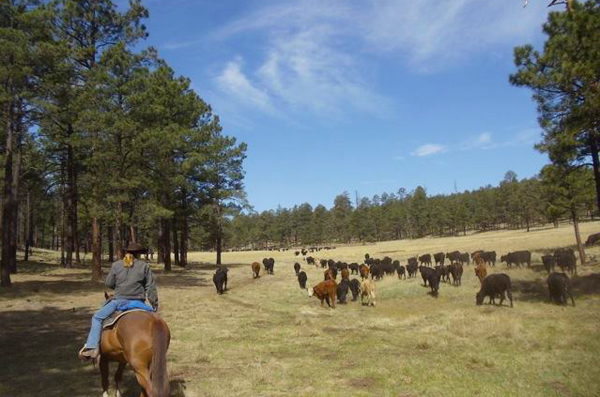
[104,291,109,300]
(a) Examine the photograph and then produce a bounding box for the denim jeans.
[84,299,130,349]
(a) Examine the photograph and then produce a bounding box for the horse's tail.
[150,317,170,397]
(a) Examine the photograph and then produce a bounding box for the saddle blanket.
[103,309,153,329]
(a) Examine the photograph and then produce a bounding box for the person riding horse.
[79,242,159,360]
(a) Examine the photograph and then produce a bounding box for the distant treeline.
[224,170,597,249]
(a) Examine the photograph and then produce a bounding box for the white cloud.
[210,0,549,118]
[412,144,447,157]
[216,59,273,112]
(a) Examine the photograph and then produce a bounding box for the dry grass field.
[2,221,600,397]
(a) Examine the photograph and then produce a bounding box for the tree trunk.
[107,226,114,262]
[115,202,123,260]
[157,220,163,264]
[161,218,171,271]
[1,111,14,287]
[572,210,586,271]
[24,189,33,261]
[180,216,188,268]
[588,132,600,215]
[91,217,102,282]
[172,218,180,267]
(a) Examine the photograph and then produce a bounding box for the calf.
[337,278,350,304]
[371,264,384,281]
[437,265,449,283]
[446,251,461,263]
[349,279,361,301]
[262,257,275,274]
[359,264,370,280]
[308,279,337,308]
[547,272,575,306]
[213,267,228,294]
[474,262,487,285]
[294,262,301,275]
[585,232,600,246]
[541,255,556,274]
[459,252,470,265]
[419,254,432,266]
[554,248,577,275]
[349,263,360,275]
[419,266,440,294]
[341,268,350,281]
[251,262,261,278]
[434,252,445,266]
[501,251,531,268]
[407,262,418,278]
[297,271,308,289]
[448,263,463,285]
[476,273,513,307]
[360,279,376,306]
[397,265,406,279]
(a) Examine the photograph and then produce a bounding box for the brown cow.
[359,264,370,280]
[360,279,376,306]
[251,262,260,278]
[324,269,333,280]
[308,279,337,308]
[341,268,350,280]
[474,260,486,285]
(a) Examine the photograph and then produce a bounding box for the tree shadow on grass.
[0,306,101,397]
[512,272,600,304]
[0,306,186,397]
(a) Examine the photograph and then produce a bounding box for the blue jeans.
[84,299,130,349]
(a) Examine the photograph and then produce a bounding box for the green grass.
[2,222,600,396]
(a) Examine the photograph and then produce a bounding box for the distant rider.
[78,242,158,360]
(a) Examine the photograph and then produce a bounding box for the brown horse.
[99,293,170,397]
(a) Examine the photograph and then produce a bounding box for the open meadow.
[2,222,600,397]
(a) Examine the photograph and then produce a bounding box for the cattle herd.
[211,240,591,309]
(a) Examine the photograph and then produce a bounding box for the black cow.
[320,259,328,268]
[330,267,338,280]
[446,251,461,263]
[448,263,463,285]
[434,252,445,266]
[371,264,384,281]
[419,254,432,266]
[476,274,513,307]
[585,232,600,246]
[349,279,361,301]
[349,263,360,275]
[306,256,315,265]
[337,278,349,304]
[436,265,450,283]
[459,252,470,265]
[501,251,531,268]
[541,255,556,274]
[364,253,370,260]
[262,257,274,274]
[297,271,308,289]
[294,262,301,275]
[396,265,406,279]
[547,272,575,306]
[213,267,228,294]
[295,251,300,256]
[554,248,577,275]
[419,266,440,294]
[407,261,418,278]
[482,251,497,266]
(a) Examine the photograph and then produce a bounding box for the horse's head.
[104,291,114,302]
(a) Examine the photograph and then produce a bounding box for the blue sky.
[135,0,552,212]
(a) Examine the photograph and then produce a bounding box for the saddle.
[102,309,150,329]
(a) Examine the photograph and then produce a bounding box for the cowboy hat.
[124,242,147,253]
